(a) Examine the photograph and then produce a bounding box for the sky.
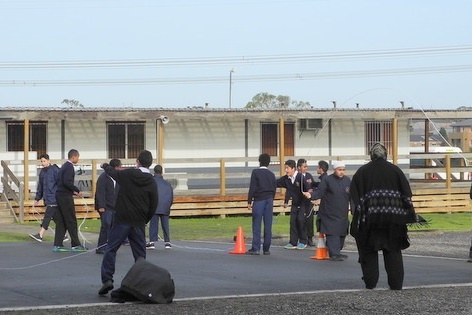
[0,0,471,110]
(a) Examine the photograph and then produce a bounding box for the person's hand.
[248,203,252,210]
[98,208,105,213]
[303,192,311,199]
[33,200,39,206]
[74,191,83,198]
[312,199,320,206]
[283,203,288,208]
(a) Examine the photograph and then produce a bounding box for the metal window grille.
[107,122,145,159]
[365,121,393,155]
[6,121,47,159]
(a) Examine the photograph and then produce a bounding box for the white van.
[409,146,468,180]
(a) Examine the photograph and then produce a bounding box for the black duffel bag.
[110,257,175,304]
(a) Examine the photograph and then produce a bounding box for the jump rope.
[0,196,99,271]
[30,196,94,248]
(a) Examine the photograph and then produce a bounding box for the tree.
[245,92,311,109]
[439,127,449,145]
[61,99,84,108]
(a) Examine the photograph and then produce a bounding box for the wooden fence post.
[445,154,451,190]
[220,159,226,196]
[19,182,24,223]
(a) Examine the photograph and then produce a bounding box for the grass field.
[2,212,472,243]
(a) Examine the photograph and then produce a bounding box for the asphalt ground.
[1,224,472,314]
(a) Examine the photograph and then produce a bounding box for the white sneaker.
[146,242,155,250]
[165,243,172,249]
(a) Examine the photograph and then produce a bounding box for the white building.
[1,107,471,193]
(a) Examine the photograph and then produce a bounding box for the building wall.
[164,118,246,158]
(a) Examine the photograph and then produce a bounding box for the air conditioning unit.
[299,119,323,130]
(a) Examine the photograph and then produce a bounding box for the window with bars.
[107,122,145,159]
[6,121,47,159]
[365,121,393,155]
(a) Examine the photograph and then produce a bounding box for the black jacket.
[277,172,313,207]
[56,161,80,197]
[103,165,158,227]
[283,172,315,204]
[95,172,119,212]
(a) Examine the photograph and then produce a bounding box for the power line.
[0,45,471,70]
[1,64,470,87]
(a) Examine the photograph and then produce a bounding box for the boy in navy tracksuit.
[29,154,61,242]
[247,153,277,255]
[147,164,174,250]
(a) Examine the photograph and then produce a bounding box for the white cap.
[332,161,346,169]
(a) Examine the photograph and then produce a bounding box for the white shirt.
[290,171,299,184]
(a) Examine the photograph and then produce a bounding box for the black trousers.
[357,243,404,290]
[41,205,58,230]
[289,204,308,245]
[54,194,81,247]
[305,206,315,240]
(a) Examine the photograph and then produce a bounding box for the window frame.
[107,121,145,159]
[6,121,47,159]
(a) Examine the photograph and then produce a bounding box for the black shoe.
[263,251,270,255]
[95,249,105,254]
[98,280,114,295]
[329,255,344,261]
[246,249,260,255]
[339,254,348,259]
[307,239,315,246]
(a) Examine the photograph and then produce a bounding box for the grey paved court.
[1,225,472,314]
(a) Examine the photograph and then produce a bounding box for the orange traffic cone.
[310,233,329,260]
[229,226,247,254]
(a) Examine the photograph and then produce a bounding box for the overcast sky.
[1,0,471,110]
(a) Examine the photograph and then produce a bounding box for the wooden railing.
[1,160,22,222]
[412,188,471,213]
[18,193,288,221]
[13,188,472,223]
[2,153,472,222]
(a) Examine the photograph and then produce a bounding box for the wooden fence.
[15,188,472,222]
[2,152,472,222]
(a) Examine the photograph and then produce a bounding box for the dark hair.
[39,154,50,160]
[68,149,79,159]
[137,150,153,168]
[154,164,163,175]
[285,159,296,169]
[109,158,122,168]
[318,160,328,173]
[259,153,271,167]
[297,158,307,168]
